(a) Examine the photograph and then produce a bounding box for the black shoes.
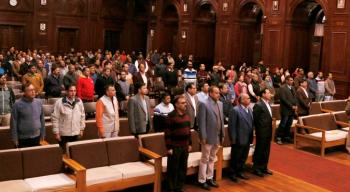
[253,168,273,177]
[253,169,264,177]
[207,179,219,188]
[237,173,250,180]
[198,179,219,190]
[229,175,238,183]
[198,182,210,191]
[263,169,273,175]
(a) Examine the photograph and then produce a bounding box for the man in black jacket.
[45,65,64,98]
[95,67,115,99]
[276,76,297,144]
[252,88,273,177]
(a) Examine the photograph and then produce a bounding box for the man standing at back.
[0,73,15,126]
[228,93,254,182]
[197,86,224,190]
[128,82,152,136]
[276,76,297,144]
[252,89,273,177]
[184,83,199,130]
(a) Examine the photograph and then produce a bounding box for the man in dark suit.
[276,76,297,144]
[252,88,273,177]
[296,79,311,117]
[184,83,199,130]
[197,86,225,190]
[228,93,254,182]
[219,83,233,123]
[128,82,152,136]
[132,63,151,89]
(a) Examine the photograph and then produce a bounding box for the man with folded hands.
[164,95,192,192]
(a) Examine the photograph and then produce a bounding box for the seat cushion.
[249,146,255,156]
[222,146,255,161]
[149,152,203,173]
[86,166,122,186]
[188,152,202,167]
[0,180,32,192]
[341,127,349,131]
[149,157,168,172]
[309,130,348,141]
[110,162,154,179]
[24,173,75,192]
[223,147,231,160]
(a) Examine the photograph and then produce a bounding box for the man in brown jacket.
[296,79,311,116]
[325,73,336,101]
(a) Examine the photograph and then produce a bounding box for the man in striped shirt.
[164,95,192,192]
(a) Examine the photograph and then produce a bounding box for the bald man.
[228,93,254,182]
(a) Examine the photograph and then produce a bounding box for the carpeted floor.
[270,143,350,192]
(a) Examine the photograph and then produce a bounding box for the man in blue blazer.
[197,86,225,190]
[228,93,254,182]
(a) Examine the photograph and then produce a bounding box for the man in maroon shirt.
[164,95,192,192]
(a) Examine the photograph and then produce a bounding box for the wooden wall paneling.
[214,25,231,65]
[0,10,32,51]
[265,29,281,67]
[0,0,348,98]
[54,16,88,53]
[230,22,240,67]
[33,0,51,51]
[193,22,216,66]
[330,32,347,74]
[55,0,88,17]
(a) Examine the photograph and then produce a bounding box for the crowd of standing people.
[0,46,346,192]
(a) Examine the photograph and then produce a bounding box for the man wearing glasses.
[10,83,45,148]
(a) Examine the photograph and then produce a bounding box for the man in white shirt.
[296,79,311,116]
[185,83,199,130]
[154,93,174,115]
[154,93,174,132]
[252,88,273,177]
[183,61,197,87]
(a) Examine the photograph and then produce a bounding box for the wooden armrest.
[321,109,334,113]
[295,124,325,132]
[63,157,86,172]
[336,121,350,127]
[63,157,86,192]
[40,140,49,145]
[139,147,161,159]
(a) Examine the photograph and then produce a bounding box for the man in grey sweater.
[10,83,45,148]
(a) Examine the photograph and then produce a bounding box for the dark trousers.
[18,136,40,148]
[58,135,79,152]
[166,147,188,192]
[133,123,150,138]
[252,137,271,171]
[192,118,198,131]
[230,144,250,176]
[276,114,294,139]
